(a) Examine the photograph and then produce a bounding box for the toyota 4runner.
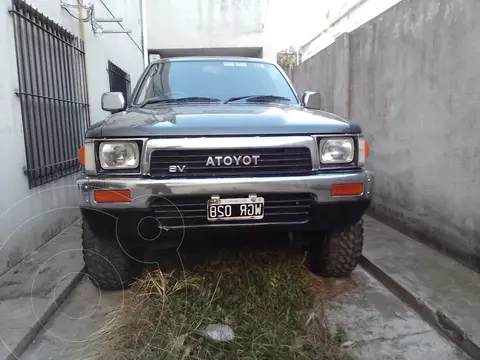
[77,57,373,290]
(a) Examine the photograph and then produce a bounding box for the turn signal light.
[331,183,364,196]
[94,190,131,203]
[365,141,370,158]
[79,146,85,166]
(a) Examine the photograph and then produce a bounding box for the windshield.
[133,60,298,105]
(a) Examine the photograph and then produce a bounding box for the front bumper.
[77,169,374,209]
[78,170,373,233]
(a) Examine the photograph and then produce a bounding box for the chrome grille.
[149,147,312,178]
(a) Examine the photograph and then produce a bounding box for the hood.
[86,104,361,138]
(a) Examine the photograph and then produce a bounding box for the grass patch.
[85,250,349,360]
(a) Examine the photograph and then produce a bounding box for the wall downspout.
[78,0,91,120]
[140,0,148,68]
[78,0,86,41]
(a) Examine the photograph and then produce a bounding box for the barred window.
[108,61,131,106]
[11,0,90,188]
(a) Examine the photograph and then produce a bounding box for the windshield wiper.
[140,97,221,107]
[224,95,292,104]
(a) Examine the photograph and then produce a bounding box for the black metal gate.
[10,0,90,188]
[108,61,131,104]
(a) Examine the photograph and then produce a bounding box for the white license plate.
[207,197,265,221]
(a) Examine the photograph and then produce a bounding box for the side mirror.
[301,91,322,110]
[101,92,126,112]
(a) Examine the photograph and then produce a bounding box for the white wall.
[146,0,268,55]
[81,0,144,122]
[145,0,401,63]
[299,0,402,60]
[0,0,143,275]
[25,0,144,122]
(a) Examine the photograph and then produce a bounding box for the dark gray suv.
[77,57,373,290]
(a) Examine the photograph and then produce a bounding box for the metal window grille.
[108,61,131,104]
[10,0,90,188]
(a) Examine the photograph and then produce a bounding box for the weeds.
[84,250,349,360]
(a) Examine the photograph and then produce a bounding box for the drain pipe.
[140,0,148,68]
[77,0,92,120]
[78,0,86,42]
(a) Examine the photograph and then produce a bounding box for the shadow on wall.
[290,0,480,271]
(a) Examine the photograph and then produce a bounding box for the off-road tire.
[308,220,364,277]
[82,218,143,291]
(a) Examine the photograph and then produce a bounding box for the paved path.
[21,278,117,360]
[318,267,469,359]
[362,216,480,359]
[0,221,84,360]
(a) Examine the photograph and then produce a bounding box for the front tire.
[308,220,364,276]
[82,218,143,291]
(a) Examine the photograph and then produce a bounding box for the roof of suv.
[150,56,276,65]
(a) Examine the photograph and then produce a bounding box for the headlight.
[319,137,354,164]
[99,142,139,169]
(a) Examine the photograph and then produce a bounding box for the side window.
[140,64,163,101]
[137,73,154,102]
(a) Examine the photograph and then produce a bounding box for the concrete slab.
[0,221,84,360]
[316,267,470,360]
[361,216,480,359]
[21,278,119,360]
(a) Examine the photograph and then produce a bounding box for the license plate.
[207,197,264,221]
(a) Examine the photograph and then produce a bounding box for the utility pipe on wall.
[78,0,86,43]
[77,0,92,120]
[140,0,148,68]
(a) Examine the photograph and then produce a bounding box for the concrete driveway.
[18,221,472,360]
